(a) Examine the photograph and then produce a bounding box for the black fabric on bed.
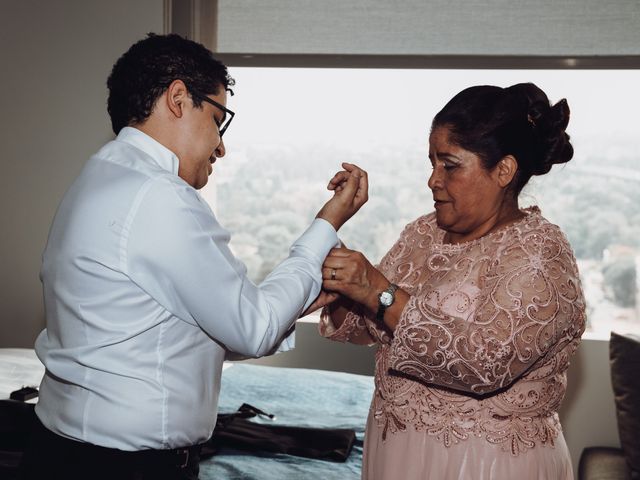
[200,364,374,480]
[203,403,356,461]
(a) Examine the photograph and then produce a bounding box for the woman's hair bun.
[530,95,573,175]
[509,83,574,175]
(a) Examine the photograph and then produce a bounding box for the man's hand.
[300,290,340,317]
[316,163,368,231]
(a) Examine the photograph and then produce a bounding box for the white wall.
[560,336,621,472]
[0,0,165,347]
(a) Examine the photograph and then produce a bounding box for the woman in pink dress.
[318,83,586,479]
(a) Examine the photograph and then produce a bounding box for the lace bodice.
[320,207,586,455]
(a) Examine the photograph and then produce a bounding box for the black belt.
[135,444,202,469]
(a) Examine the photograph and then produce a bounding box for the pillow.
[610,331,640,478]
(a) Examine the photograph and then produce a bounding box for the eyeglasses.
[190,90,235,138]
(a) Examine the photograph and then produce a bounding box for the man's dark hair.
[107,33,235,134]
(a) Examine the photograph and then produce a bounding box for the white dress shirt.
[35,127,338,450]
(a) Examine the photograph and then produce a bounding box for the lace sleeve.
[318,303,374,344]
[388,224,586,395]
[318,297,396,345]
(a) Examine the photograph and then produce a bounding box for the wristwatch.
[376,283,398,323]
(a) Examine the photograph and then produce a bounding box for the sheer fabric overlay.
[320,207,585,478]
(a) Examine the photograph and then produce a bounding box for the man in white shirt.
[20,33,368,480]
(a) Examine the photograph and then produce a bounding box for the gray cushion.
[610,331,640,478]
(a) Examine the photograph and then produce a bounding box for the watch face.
[380,291,394,307]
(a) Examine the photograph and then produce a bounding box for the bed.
[0,348,373,480]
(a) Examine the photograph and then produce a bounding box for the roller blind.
[214,0,640,56]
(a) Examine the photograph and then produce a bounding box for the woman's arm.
[322,222,586,395]
[322,248,411,331]
[319,217,424,346]
[318,249,412,345]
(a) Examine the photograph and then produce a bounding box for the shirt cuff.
[291,218,340,261]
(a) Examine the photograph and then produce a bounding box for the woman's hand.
[320,247,389,312]
[316,163,368,231]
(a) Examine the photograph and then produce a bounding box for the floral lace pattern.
[319,207,585,455]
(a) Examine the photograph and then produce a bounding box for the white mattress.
[0,348,44,402]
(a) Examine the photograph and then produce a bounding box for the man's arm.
[125,166,367,357]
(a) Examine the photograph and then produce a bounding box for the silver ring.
[331,269,336,280]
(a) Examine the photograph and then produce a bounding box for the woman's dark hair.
[431,83,573,195]
[107,33,235,134]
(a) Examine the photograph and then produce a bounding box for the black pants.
[19,416,201,480]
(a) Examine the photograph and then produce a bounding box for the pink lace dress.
[320,207,586,480]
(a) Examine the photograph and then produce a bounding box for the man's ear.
[495,155,518,188]
[165,79,189,118]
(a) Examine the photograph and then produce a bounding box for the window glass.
[200,68,640,336]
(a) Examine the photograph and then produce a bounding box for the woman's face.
[428,125,506,243]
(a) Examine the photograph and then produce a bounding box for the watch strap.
[376,283,398,324]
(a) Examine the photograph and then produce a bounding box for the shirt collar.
[116,127,180,176]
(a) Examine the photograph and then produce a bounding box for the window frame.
[215,53,640,70]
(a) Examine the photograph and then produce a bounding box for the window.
[200,67,640,337]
